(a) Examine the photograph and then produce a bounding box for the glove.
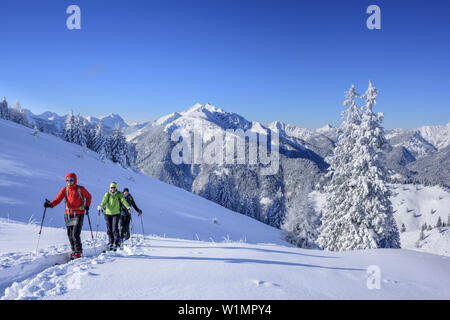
[138,209,143,215]
[44,200,53,208]
[85,206,90,214]
[97,205,103,212]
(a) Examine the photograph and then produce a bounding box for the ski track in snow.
[1,237,294,300]
[2,231,450,300]
[0,234,329,300]
[1,237,136,300]
[0,236,110,299]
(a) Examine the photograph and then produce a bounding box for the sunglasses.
[66,178,74,182]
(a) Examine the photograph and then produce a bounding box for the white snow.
[418,122,450,150]
[311,184,450,257]
[316,124,334,133]
[1,220,450,300]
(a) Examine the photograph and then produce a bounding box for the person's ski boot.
[102,244,113,253]
[70,252,76,260]
[73,252,82,259]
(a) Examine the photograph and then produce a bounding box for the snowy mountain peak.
[35,111,62,121]
[185,103,203,112]
[417,122,450,150]
[108,113,119,118]
[317,124,333,133]
[184,103,222,115]
[99,113,123,121]
[97,113,128,129]
[267,120,285,131]
[177,103,252,131]
[155,112,181,126]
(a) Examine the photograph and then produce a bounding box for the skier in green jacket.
[98,182,131,251]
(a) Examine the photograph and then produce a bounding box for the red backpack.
[65,186,86,212]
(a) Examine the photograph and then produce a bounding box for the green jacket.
[100,191,130,215]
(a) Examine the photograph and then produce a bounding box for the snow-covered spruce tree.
[72,114,88,147]
[360,81,400,248]
[10,100,29,127]
[63,110,76,142]
[82,118,94,150]
[33,125,40,137]
[317,82,400,251]
[109,125,128,168]
[0,97,9,120]
[266,190,284,228]
[241,195,257,220]
[281,186,320,249]
[436,216,443,230]
[317,84,363,250]
[92,122,108,161]
[63,111,90,148]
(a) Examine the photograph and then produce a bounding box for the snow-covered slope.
[1,219,450,300]
[418,123,450,151]
[391,185,450,257]
[311,184,450,257]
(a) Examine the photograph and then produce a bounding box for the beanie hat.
[110,182,118,189]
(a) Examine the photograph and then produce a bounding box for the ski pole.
[95,208,101,250]
[35,201,49,255]
[139,213,145,240]
[86,210,96,255]
[130,212,134,247]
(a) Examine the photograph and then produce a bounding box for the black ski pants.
[104,214,121,246]
[64,214,84,253]
[120,214,132,240]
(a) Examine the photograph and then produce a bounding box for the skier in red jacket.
[44,173,92,259]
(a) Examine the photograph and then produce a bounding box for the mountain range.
[14,101,450,228]
[23,108,132,136]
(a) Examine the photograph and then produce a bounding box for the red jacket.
[51,173,92,215]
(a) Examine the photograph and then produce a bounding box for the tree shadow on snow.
[145,245,340,259]
[119,255,364,272]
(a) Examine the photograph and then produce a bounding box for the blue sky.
[0,0,449,129]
